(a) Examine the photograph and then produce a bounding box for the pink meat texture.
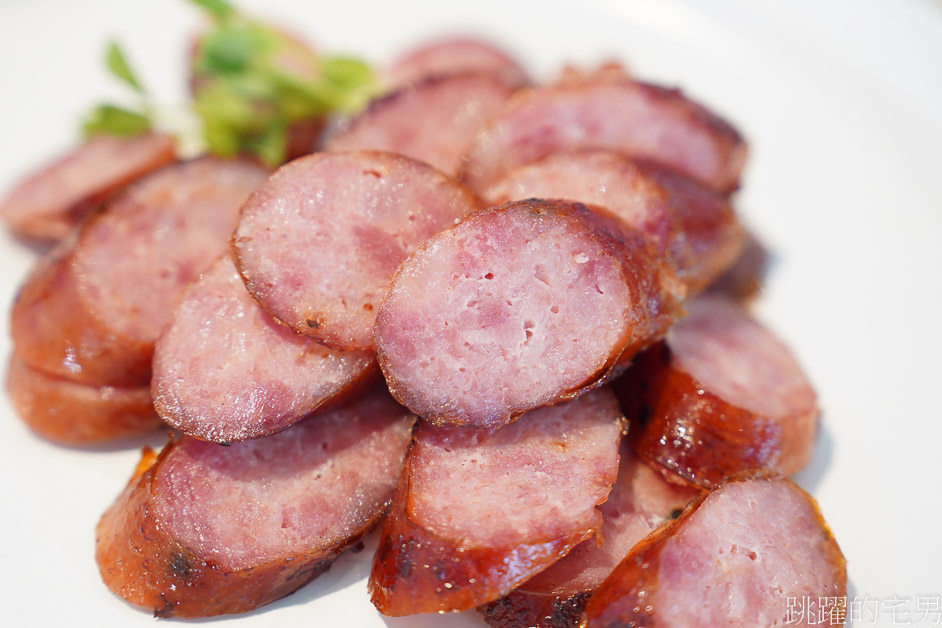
[619,295,819,489]
[10,157,269,388]
[233,150,480,350]
[461,76,746,194]
[384,37,530,88]
[374,198,682,428]
[327,73,517,176]
[369,388,625,615]
[483,149,745,293]
[96,388,415,618]
[583,474,846,627]
[0,133,175,241]
[152,254,375,444]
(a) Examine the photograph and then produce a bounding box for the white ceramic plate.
[1,1,940,626]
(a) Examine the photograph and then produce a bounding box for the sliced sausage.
[618,295,818,489]
[369,388,624,616]
[582,473,846,627]
[96,387,414,618]
[460,78,747,194]
[233,151,480,350]
[479,441,701,628]
[385,37,529,88]
[5,354,162,445]
[326,73,517,177]
[152,254,376,443]
[483,150,746,293]
[0,133,176,242]
[10,157,269,387]
[374,198,682,428]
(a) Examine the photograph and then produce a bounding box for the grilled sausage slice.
[5,354,161,445]
[0,133,175,242]
[385,37,529,88]
[483,150,745,293]
[461,77,746,194]
[582,474,846,627]
[619,295,818,489]
[369,388,624,616]
[152,254,375,443]
[327,73,517,177]
[374,198,682,428]
[10,157,269,387]
[96,387,414,618]
[478,441,700,628]
[233,150,480,350]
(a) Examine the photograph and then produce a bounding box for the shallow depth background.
[0,1,940,626]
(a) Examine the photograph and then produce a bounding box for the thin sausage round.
[233,150,480,350]
[152,254,375,443]
[10,157,269,387]
[96,387,414,618]
[461,78,746,194]
[327,73,517,177]
[483,150,746,294]
[618,295,818,489]
[583,473,846,627]
[5,354,162,445]
[374,198,682,428]
[0,133,175,242]
[369,388,624,616]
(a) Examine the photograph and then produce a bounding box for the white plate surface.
[1,1,940,626]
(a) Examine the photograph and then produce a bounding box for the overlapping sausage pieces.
[327,73,517,177]
[384,37,529,88]
[483,150,745,294]
[479,440,701,628]
[152,255,375,443]
[10,157,269,388]
[233,150,480,350]
[5,355,161,444]
[96,388,415,618]
[369,388,625,615]
[461,76,747,194]
[375,198,683,428]
[619,295,819,488]
[582,474,846,627]
[0,133,175,242]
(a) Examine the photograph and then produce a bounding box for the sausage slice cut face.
[374,198,681,428]
[384,37,529,88]
[96,387,415,618]
[369,387,624,616]
[10,157,269,387]
[233,151,480,350]
[621,295,818,488]
[478,441,701,628]
[483,150,746,294]
[0,132,176,242]
[326,73,517,177]
[152,255,375,443]
[460,77,746,194]
[583,474,847,627]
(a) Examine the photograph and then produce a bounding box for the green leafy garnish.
[82,104,151,138]
[188,0,234,20]
[83,42,153,138]
[80,0,379,164]
[189,3,380,165]
[196,23,272,75]
[105,41,146,94]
